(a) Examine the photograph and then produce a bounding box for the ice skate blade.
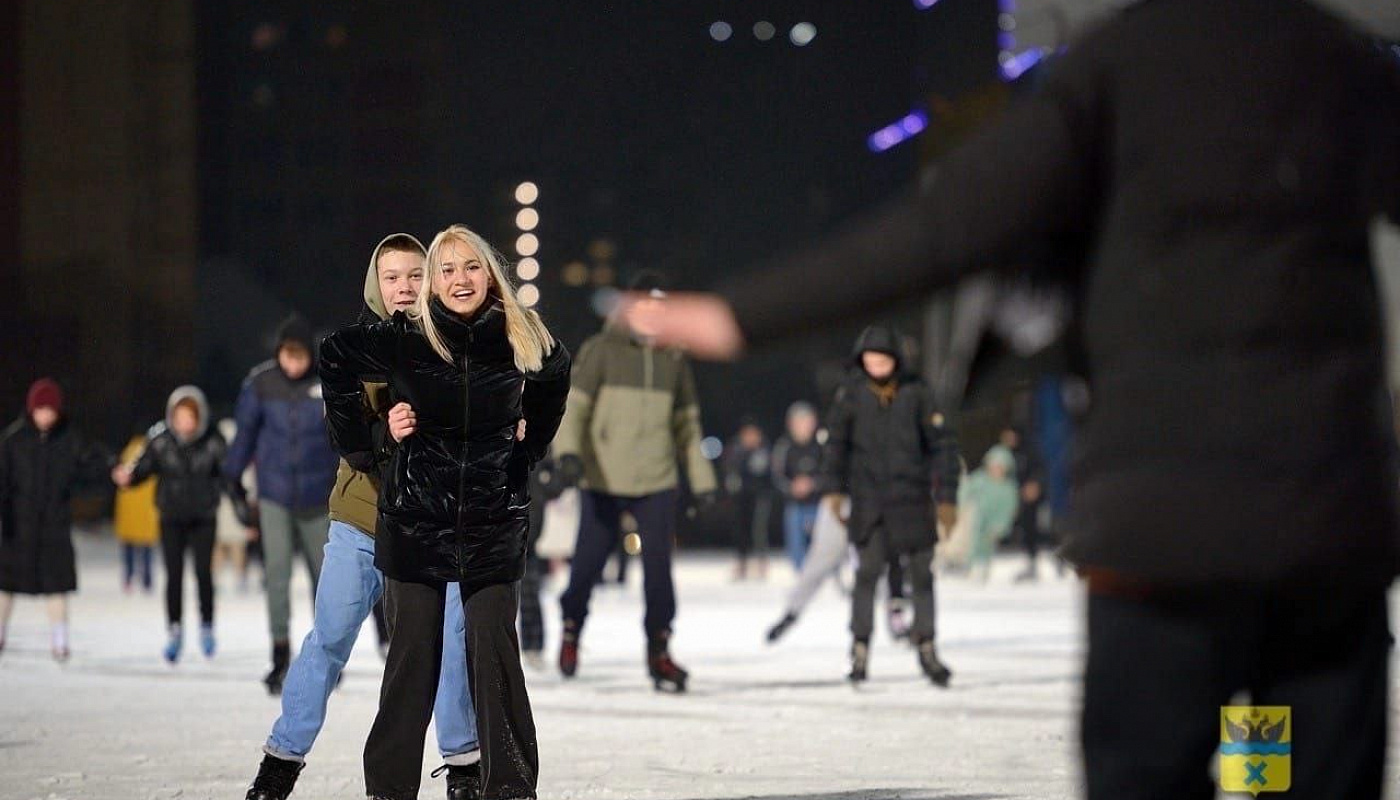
[652,677,687,693]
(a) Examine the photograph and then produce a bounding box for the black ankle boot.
[245,754,303,800]
[647,630,689,692]
[848,639,870,683]
[431,762,482,800]
[264,641,290,696]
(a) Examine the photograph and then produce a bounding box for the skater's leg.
[0,592,13,634]
[435,582,480,763]
[1081,588,1238,800]
[192,519,216,627]
[364,578,446,799]
[293,510,329,602]
[159,519,189,628]
[372,596,390,649]
[518,553,545,654]
[463,581,538,800]
[258,501,296,646]
[908,546,936,643]
[850,527,888,643]
[558,491,623,629]
[46,593,68,656]
[732,494,754,578]
[267,521,379,761]
[1252,586,1389,800]
[122,543,135,587]
[784,503,849,616]
[634,490,679,638]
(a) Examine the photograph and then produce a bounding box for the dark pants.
[160,518,215,627]
[371,596,390,647]
[732,492,774,558]
[122,544,153,589]
[851,525,934,642]
[519,553,545,653]
[1082,584,1390,800]
[365,578,537,800]
[560,489,678,636]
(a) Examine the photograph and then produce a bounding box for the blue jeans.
[265,521,477,762]
[783,502,819,570]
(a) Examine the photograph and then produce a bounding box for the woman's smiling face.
[433,238,490,317]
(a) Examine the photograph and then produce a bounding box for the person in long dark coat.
[819,325,961,685]
[320,224,570,800]
[0,379,111,661]
[636,2,1400,796]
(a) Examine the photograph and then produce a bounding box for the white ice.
[0,534,1393,800]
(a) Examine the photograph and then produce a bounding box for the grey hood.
[166,385,210,442]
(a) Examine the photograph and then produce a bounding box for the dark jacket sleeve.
[723,49,1100,346]
[318,319,401,459]
[520,342,572,464]
[819,383,856,496]
[224,379,263,485]
[126,437,160,485]
[73,432,115,489]
[769,437,793,498]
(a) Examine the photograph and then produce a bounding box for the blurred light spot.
[516,257,541,282]
[591,264,616,287]
[998,13,1016,30]
[516,208,540,231]
[587,238,617,261]
[623,532,643,555]
[867,110,928,153]
[514,182,539,205]
[815,428,829,446]
[754,21,776,41]
[914,0,940,8]
[709,21,733,42]
[701,436,724,460]
[518,283,540,308]
[590,287,621,317]
[251,23,283,50]
[516,233,540,257]
[1000,48,1045,81]
[325,25,349,48]
[790,23,817,46]
[562,261,589,287]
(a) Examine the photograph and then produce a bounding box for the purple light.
[913,0,939,8]
[1000,48,1045,81]
[868,110,929,153]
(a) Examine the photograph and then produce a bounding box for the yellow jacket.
[113,436,159,545]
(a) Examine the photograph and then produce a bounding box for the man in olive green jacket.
[555,276,717,691]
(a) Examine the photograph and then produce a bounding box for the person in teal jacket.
[962,445,1019,582]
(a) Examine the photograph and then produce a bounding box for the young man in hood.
[114,385,228,662]
[245,234,480,800]
[820,325,961,685]
[225,314,340,694]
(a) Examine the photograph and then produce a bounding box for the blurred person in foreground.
[0,379,111,661]
[633,1,1400,796]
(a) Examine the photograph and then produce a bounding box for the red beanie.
[26,378,64,416]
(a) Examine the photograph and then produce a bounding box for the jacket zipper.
[455,329,474,580]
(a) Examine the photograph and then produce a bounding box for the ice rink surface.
[1,533,1395,800]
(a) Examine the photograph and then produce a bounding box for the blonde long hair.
[412,224,555,373]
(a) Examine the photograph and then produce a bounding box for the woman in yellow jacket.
[113,433,159,593]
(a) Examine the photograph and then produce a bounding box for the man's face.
[278,344,312,380]
[739,425,763,450]
[31,406,58,432]
[378,249,426,313]
[788,411,817,443]
[861,351,897,381]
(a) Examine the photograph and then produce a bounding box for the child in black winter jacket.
[114,385,228,663]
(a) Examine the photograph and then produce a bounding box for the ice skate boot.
[264,641,290,696]
[766,612,797,644]
[847,639,870,684]
[431,762,482,800]
[559,622,580,678]
[245,753,303,800]
[917,639,952,687]
[647,631,689,692]
[200,623,216,658]
[163,623,183,664]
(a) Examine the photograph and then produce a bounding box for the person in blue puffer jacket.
[225,315,340,694]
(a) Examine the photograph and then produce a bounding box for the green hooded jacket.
[554,325,717,498]
[326,233,424,535]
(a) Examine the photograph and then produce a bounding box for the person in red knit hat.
[0,378,112,660]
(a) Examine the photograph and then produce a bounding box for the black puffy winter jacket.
[128,386,227,522]
[319,300,570,593]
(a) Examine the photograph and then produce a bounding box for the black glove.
[557,454,585,488]
[225,478,255,528]
[689,490,720,518]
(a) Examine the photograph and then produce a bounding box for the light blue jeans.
[265,521,478,762]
